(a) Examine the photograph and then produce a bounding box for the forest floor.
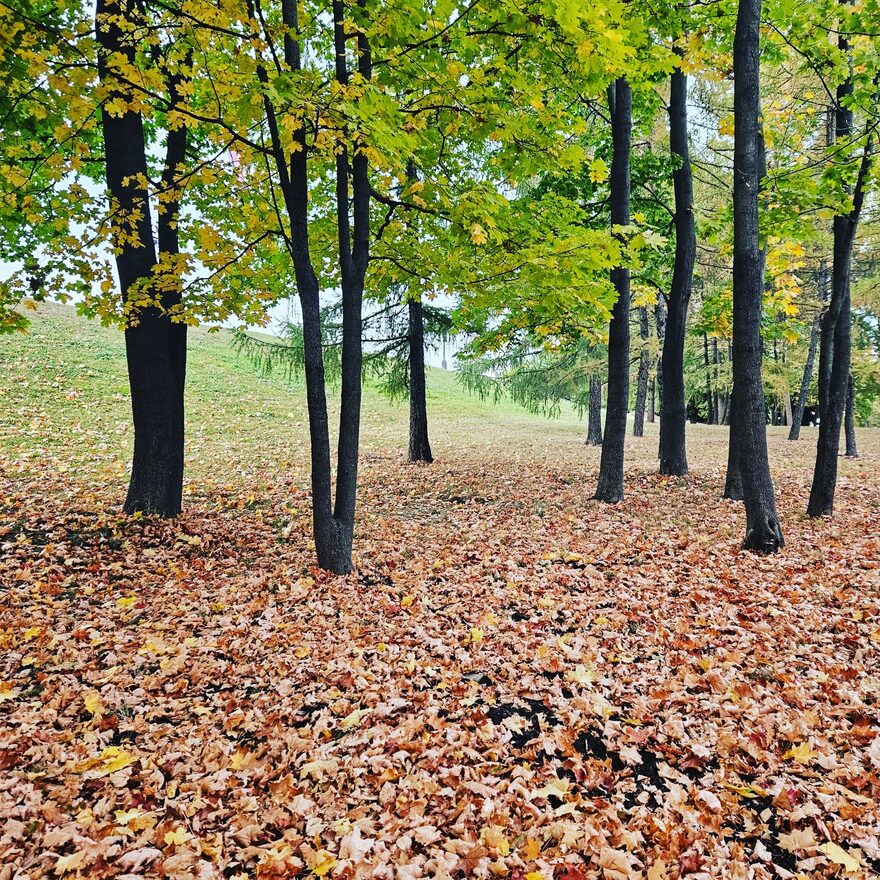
[1,304,879,880]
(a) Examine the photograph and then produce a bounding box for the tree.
[659,50,696,474]
[808,2,876,516]
[96,0,188,517]
[730,0,783,550]
[595,78,632,504]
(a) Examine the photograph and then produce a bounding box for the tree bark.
[723,387,744,500]
[731,0,783,550]
[595,78,631,503]
[703,333,715,424]
[845,373,858,457]
[659,58,695,475]
[647,374,655,423]
[789,264,826,440]
[258,0,371,572]
[97,0,185,518]
[808,19,872,516]
[408,297,433,462]
[633,306,650,437]
[586,375,603,446]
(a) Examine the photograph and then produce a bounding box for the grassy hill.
[0,304,588,490]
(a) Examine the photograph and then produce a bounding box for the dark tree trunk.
[712,337,721,423]
[633,306,650,437]
[258,0,371,572]
[408,298,433,462]
[703,333,715,425]
[97,0,185,518]
[789,264,826,440]
[647,375,655,423]
[732,0,783,551]
[586,375,603,446]
[845,373,857,457]
[654,296,666,420]
[658,59,695,475]
[808,28,872,516]
[595,78,631,503]
[723,387,744,500]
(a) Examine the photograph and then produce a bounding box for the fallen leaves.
[2,371,880,879]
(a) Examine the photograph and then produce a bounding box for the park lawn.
[1,305,879,879]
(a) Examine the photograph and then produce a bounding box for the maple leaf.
[339,827,374,862]
[599,847,633,880]
[54,852,85,874]
[783,742,817,765]
[164,826,189,846]
[647,859,668,880]
[818,842,861,872]
[777,827,817,853]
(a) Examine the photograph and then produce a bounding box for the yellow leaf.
[75,746,136,777]
[783,742,817,765]
[339,709,362,729]
[116,595,137,609]
[83,691,103,716]
[164,826,188,846]
[522,837,541,861]
[470,627,484,644]
[307,849,337,877]
[721,782,767,799]
[481,825,510,856]
[470,223,488,246]
[818,842,861,872]
[400,595,414,607]
[54,852,85,874]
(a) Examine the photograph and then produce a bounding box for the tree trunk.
[659,60,695,475]
[408,297,433,462]
[633,306,650,437]
[789,265,825,440]
[259,0,371,572]
[586,376,603,446]
[595,78,631,503]
[97,0,185,518]
[808,23,872,516]
[732,0,783,551]
[703,333,715,424]
[647,375,655,423]
[723,387,744,500]
[845,373,857,457]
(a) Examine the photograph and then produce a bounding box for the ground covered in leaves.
[2,308,880,880]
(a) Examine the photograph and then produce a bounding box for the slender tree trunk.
[647,375,655,423]
[845,373,857,457]
[408,298,433,462]
[703,333,715,424]
[732,0,783,551]
[712,337,721,423]
[789,265,826,440]
[723,387,744,500]
[654,296,666,420]
[633,306,650,437]
[808,20,872,516]
[97,0,185,518]
[595,78,631,503]
[659,59,695,475]
[586,376,603,446]
[259,0,371,572]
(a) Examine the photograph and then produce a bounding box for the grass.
[2,302,877,522]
